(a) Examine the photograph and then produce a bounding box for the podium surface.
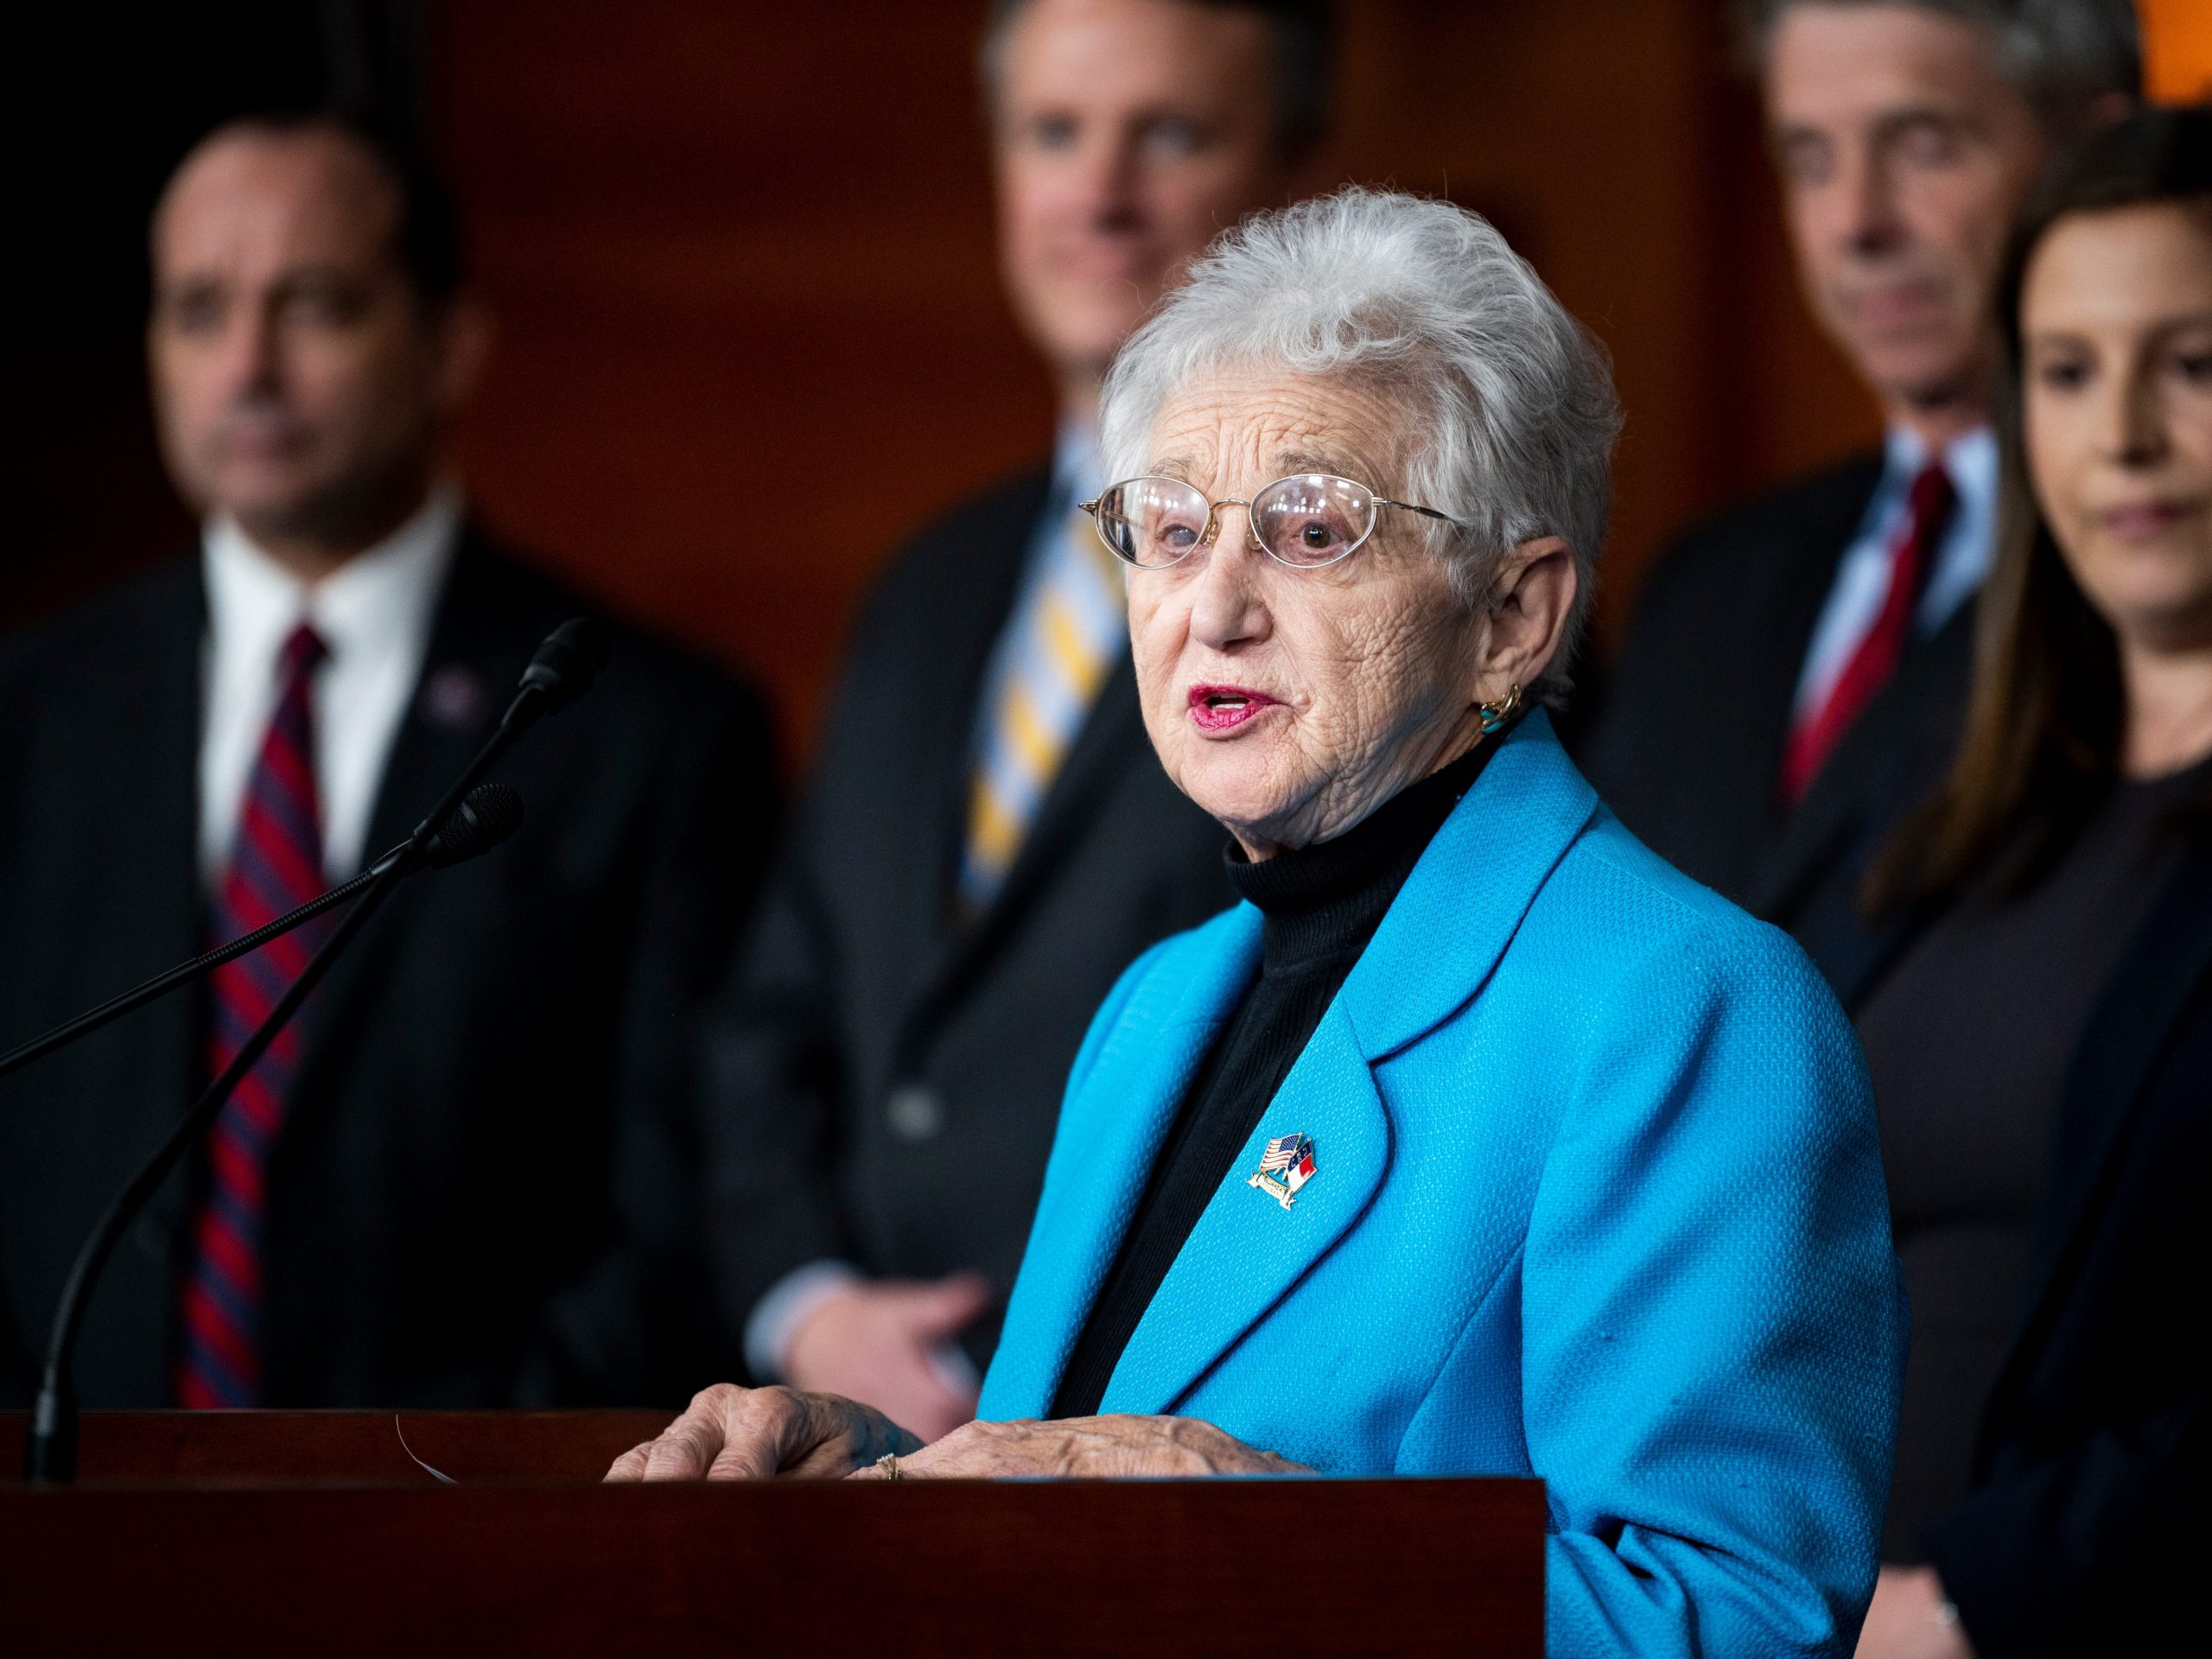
[0,1411,1543,1656]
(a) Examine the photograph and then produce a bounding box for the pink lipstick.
[1187,683,1279,733]
[2099,499,2203,543]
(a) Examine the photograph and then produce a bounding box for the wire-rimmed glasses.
[1079,474,1461,570]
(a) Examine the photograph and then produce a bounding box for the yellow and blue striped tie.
[960,490,1127,909]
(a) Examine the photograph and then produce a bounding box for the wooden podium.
[0,1411,1543,1656]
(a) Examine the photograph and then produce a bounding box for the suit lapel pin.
[1246,1133,1316,1211]
[420,664,485,732]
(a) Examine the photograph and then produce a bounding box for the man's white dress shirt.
[198,487,461,889]
[1790,424,1997,722]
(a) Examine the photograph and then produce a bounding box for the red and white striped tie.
[175,622,330,1408]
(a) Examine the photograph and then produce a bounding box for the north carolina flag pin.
[1246,1133,1316,1211]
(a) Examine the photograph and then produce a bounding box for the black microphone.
[516,616,610,716]
[421,782,525,868]
[384,616,601,863]
[0,785,524,1087]
[22,620,601,1484]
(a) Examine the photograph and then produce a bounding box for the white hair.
[1098,186,1622,696]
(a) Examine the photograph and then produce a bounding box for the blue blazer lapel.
[1096,715,1597,1417]
[990,717,1599,1422]
[983,909,1263,1419]
[1102,1001,1390,1415]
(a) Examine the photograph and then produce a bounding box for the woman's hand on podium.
[603,1390,1306,1483]
[846,1414,1306,1479]
[603,1383,922,1481]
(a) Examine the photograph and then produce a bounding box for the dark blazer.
[1576,453,1974,983]
[1913,836,2212,1656]
[697,467,1235,1374]
[0,531,776,1408]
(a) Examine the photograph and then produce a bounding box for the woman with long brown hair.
[1853,106,2212,1658]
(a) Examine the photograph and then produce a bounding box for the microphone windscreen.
[423,784,525,868]
[518,617,611,712]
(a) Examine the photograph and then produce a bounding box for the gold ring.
[874,1452,900,1481]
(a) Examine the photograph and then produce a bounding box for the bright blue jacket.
[980,713,1907,1656]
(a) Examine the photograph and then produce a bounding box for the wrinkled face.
[1767,3,2046,414]
[1126,368,1494,855]
[149,128,464,550]
[994,0,1294,391]
[2023,204,2212,657]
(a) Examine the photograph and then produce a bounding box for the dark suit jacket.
[1912,836,2212,1655]
[0,531,776,1408]
[1576,453,1974,985]
[697,467,1235,1373]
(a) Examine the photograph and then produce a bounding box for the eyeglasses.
[1079,474,1463,570]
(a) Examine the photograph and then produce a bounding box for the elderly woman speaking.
[616,189,1906,1656]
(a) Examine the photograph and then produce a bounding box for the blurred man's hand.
[1854,1567,1972,1659]
[784,1274,990,1444]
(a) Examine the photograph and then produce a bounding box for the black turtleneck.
[1048,736,1496,1420]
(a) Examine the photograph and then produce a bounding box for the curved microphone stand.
[22,619,606,1483]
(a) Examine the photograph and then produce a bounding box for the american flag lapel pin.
[1246,1134,1317,1211]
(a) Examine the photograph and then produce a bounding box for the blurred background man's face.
[149,128,469,559]
[1766,3,2048,421]
[993,0,1297,408]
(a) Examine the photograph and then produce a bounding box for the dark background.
[12,0,1948,758]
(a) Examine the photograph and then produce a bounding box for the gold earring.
[1478,683,1522,736]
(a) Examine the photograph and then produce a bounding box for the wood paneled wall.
[440,0,1881,754]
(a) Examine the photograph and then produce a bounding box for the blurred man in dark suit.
[0,114,776,1408]
[1578,0,2136,988]
[699,0,1333,1439]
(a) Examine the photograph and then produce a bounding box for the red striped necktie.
[176,622,330,1409]
[1779,459,1957,805]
